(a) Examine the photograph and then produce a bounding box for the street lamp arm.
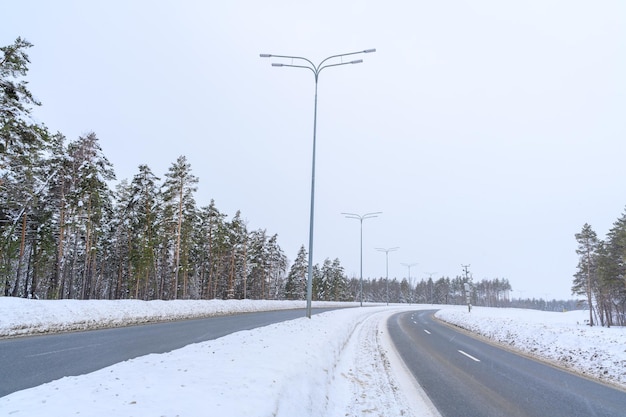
[263,49,374,77]
[319,48,376,68]
[317,59,363,75]
[268,59,364,80]
[260,53,316,69]
[342,211,382,221]
[362,211,382,219]
[376,247,399,253]
[271,62,317,77]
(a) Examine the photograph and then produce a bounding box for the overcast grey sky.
[5,1,625,300]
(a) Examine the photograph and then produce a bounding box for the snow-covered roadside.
[328,308,441,417]
[436,306,626,389]
[0,297,357,338]
[0,303,438,417]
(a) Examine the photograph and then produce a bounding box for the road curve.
[0,308,336,397]
[387,309,626,417]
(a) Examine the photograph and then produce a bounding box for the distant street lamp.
[376,247,399,305]
[343,212,381,306]
[401,262,418,304]
[260,49,376,318]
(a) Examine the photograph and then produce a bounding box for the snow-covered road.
[0,298,624,416]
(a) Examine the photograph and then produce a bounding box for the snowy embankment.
[436,306,626,389]
[0,297,356,338]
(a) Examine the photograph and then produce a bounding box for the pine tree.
[247,229,268,299]
[193,200,226,299]
[0,37,47,155]
[317,258,333,301]
[104,180,133,299]
[434,278,451,305]
[285,245,307,300]
[225,211,247,299]
[603,211,626,325]
[266,234,287,299]
[0,38,50,297]
[161,156,198,299]
[127,165,160,299]
[311,263,322,301]
[327,258,348,301]
[65,132,115,299]
[44,132,71,299]
[573,223,599,326]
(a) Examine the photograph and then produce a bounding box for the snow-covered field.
[436,306,626,388]
[0,298,624,416]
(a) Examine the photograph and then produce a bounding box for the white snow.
[0,298,354,338]
[435,306,626,388]
[0,298,624,416]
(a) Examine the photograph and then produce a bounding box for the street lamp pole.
[401,262,418,304]
[343,212,382,306]
[261,49,376,318]
[376,247,399,305]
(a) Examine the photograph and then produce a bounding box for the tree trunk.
[67,226,79,299]
[50,204,65,299]
[24,239,34,297]
[586,247,594,326]
[173,180,183,299]
[81,197,93,299]
[11,212,28,297]
[32,243,41,297]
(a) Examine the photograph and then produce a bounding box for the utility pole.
[462,264,471,280]
[462,264,471,312]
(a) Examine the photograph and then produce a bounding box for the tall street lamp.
[343,212,382,306]
[260,49,376,319]
[401,262,418,304]
[376,247,399,305]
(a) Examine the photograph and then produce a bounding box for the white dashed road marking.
[458,350,481,362]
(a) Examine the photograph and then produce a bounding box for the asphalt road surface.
[0,308,336,397]
[387,309,626,417]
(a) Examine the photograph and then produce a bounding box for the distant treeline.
[349,276,578,312]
